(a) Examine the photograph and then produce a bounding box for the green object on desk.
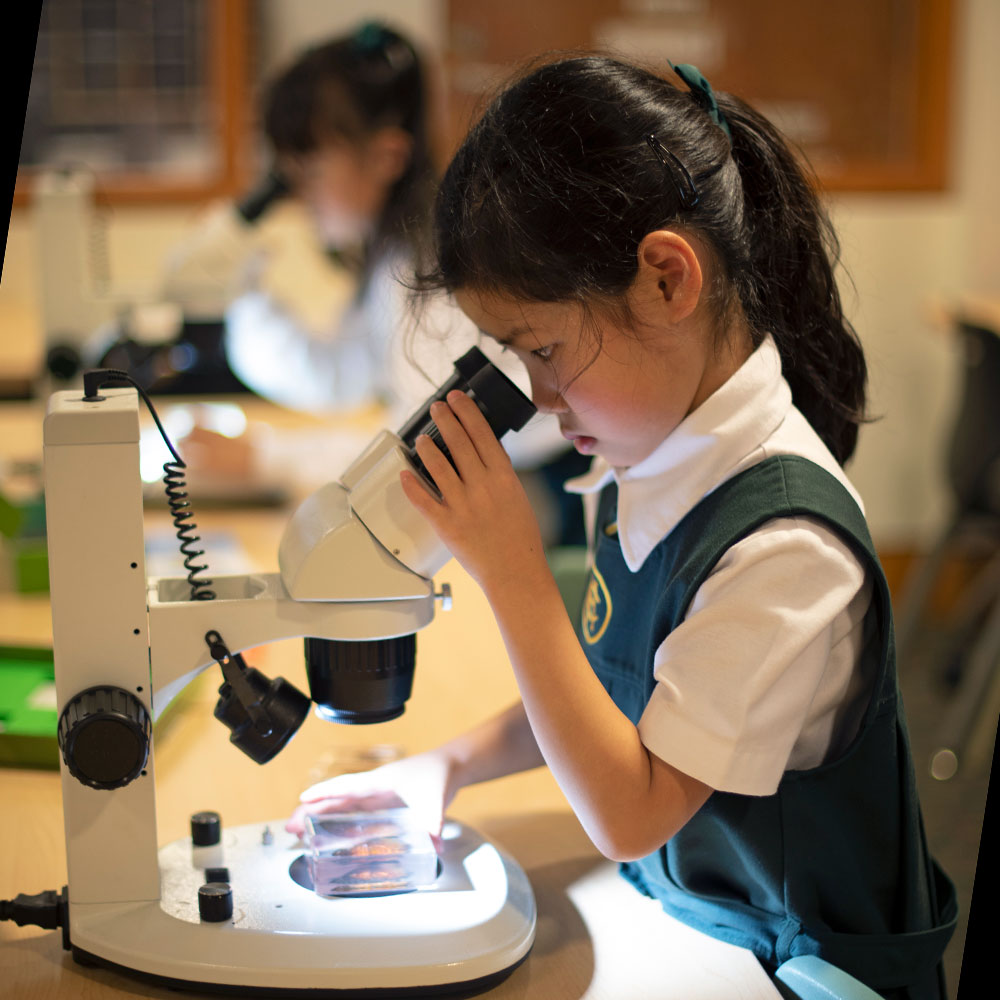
[0,492,49,593]
[9,538,49,593]
[0,645,59,768]
[0,643,200,769]
[0,492,24,538]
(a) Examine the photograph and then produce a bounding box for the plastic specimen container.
[304,809,438,897]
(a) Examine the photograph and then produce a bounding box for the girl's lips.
[564,432,598,454]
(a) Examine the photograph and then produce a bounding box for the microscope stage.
[68,819,535,995]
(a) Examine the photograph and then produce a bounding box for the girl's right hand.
[284,748,458,842]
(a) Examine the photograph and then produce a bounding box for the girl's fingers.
[285,805,309,836]
[413,429,460,492]
[426,398,485,474]
[285,792,406,837]
[400,467,442,518]
[445,390,509,467]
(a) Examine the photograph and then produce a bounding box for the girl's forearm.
[395,391,708,855]
[481,557,710,861]
[440,700,545,793]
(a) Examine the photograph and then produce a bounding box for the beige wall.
[831,0,999,547]
[3,0,997,549]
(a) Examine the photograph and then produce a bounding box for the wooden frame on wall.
[444,0,955,193]
[13,0,253,208]
[12,0,957,204]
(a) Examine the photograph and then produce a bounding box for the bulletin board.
[443,0,954,191]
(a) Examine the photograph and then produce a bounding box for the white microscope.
[40,348,538,995]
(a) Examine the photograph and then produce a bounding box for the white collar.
[565,335,792,571]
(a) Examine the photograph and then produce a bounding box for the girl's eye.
[531,344,554,360]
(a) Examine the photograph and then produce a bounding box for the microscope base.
[67,820,535,995]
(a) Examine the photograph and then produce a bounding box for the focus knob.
[57,686,150,789]
[198,882,233,922]
[191,810,222,847]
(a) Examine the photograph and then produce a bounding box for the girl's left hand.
[285,748,456,846]
[399,390,549,594]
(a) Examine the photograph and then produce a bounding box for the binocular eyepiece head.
[217,347,536,753]
[303,347,535,725]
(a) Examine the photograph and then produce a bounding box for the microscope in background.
[33,166,291,397]
[32,167,124,390]
[40,348,537,995]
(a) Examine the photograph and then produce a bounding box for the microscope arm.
[146,439,453,720]
[146,571,437,722]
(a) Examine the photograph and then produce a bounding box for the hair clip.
[645,134,700,211]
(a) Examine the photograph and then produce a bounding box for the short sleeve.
[637,516,872,796]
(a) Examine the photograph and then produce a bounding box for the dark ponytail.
[421,55,867,465]
[718,93,867,464]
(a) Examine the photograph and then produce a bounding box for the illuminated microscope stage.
[71,819,535,996]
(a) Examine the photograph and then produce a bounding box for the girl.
[170,20,441,412]
[288,56,957,998]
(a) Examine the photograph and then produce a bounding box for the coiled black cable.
[162,457,216,601]
[82,368,216,601]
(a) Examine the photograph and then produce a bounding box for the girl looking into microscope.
[288,54,957,999]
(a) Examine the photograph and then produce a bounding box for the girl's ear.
[367,127,414,186]
[636,230,703,323]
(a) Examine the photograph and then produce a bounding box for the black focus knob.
[191,811,222,847]
[198,882,233,922]
[57,686,150,790]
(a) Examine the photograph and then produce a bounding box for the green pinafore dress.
[579,456,957,999]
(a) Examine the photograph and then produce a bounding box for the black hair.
[263,22,436,269]
[420,55,867,465]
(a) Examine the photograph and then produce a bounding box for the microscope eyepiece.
[398,347,536,483]
[276,349,534,728]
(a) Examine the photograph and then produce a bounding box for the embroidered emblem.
[581,565,612,645]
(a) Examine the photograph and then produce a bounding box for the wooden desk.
[0,399,779,1000]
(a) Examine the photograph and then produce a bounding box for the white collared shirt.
[566,336,874,796]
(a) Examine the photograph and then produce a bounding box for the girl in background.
[164,22,581,540]
[289,55,956,998]
[165,21,445,413]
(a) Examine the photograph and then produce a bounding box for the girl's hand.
[399,390,550,594]
[284,749,457,843]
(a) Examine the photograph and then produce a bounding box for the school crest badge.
[581,566,612,645]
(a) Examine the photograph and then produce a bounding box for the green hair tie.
[670,61,732,145]
[353,21,388,55]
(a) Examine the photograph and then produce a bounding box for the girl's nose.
[529,373,568,415]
